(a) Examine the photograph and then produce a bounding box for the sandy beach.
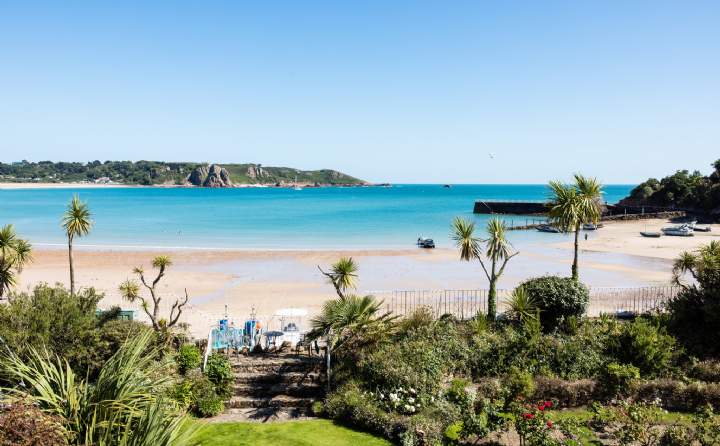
[11,218,713,337]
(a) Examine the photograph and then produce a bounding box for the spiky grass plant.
[0,330,194,445]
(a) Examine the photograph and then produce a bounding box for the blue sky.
[1,1,718,183]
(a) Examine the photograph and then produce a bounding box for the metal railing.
[367,286,681,319]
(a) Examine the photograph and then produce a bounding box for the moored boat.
[661,224,694,237]
[416,237,436,248]
[537,224,561,233]
[694,226,712,232]
[640,231,662,238]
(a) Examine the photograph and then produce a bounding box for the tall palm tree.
[0,224,32,298]
[547,174,603,281]
[451,217,518,320]
[61,195,93,295]
[318,257,358,298]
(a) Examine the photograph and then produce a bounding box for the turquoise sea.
[0,184,634,250]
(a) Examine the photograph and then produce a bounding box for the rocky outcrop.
[187,164,233,188]
[246,164,267,180]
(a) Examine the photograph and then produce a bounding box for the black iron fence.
[367,286,681,319]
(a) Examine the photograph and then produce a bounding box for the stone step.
[234,371,323,385]
[230,355,323,367]
[232,363,323,374]
[226,396,317,409]
[233,383,324,398]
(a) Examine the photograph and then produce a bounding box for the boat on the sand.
[537,224,561,233]
[640,231,662,238]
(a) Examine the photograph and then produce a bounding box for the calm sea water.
[0,184,634,249]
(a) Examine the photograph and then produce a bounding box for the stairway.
[222,353,325,421]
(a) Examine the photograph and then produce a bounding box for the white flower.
[407,397,415,404]
[404,404,415,413]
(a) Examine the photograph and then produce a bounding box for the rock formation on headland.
[187,164,233,188]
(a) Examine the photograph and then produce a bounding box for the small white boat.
[537,224,561,233]
[582,223,604,230]
[293,175,303,190]
[662,224,694,237]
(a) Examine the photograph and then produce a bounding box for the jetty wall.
[473,201,547,214]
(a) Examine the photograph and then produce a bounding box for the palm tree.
[451,217,518,320]
[0,224,32,298]
[61,195,93,295]
[547,174,603,281]
[307,294,394,391]
[318,257,358,298]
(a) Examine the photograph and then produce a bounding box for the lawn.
[190,419,392,446]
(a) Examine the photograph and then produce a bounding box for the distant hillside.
[0,161,366,186]
[619,159,720,215]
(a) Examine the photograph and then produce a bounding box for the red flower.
[523,413,534,419]
[544,401,553,408]
[537,404,545,411]
[547,421,553,428]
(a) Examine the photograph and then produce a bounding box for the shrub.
[668,242,720,358]
[196,393,224,418]
[325,382,407,440]
[360,321,469,400]
[532,377,598,408]
[600,362,640,398]
[0,399,66,446]
[634,379,720,412]
[689,360,720,383]
[504,367,536,402]
[205,353,233,398]
[0,284,107,375]
[611,319,678,377]
[519,276,589,332]
[183,369,224,417]
[177,344,202,375]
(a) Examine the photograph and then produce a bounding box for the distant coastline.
[0,181,380,190]
[0,160,368,187]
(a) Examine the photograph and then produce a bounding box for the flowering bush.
[371,386,424,415]
[511,399,562,446]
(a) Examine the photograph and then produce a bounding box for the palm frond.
[450,217,480,261]
[61,194,93,238]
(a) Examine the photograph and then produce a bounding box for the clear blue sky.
[1,1,718,184]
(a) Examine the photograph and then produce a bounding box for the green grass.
[190,419,392,446]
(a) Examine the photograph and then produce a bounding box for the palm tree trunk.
[572,225,580,281]
[326,339,332,393]
[68,235,75,295]
[487,258,498,321]
[488,278,497,322]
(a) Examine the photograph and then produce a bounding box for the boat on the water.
[661,224,694,237]
[417,237,436,248]
[537,224,561,233]
[640,231,662,238]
